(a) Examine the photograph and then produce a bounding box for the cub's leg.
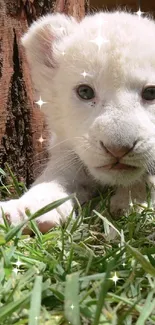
[0,181,74,234]
[0,151,95,233]
[110,176,155,216]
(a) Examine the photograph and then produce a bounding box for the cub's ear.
[21,14,77,88]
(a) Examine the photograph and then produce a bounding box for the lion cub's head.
[22,11,155,186]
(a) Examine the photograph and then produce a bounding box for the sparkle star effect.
[90,35,109,50]
[35,96,47,109]
[129,200,133,208]
[70,304,74,310]
[129,190,134,208]
[90,18,109,51]
[15,259,23,268]
[13,259,24,274]
[136,8,144,19]
[110,272,120,285]
[38,134,45,144]
[81,70,92,78]
[34,316,41,323]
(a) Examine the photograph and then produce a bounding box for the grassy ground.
[0,167,155,325]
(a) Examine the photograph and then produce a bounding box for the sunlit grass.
[0,167,155,325]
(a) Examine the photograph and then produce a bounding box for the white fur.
[1,10,155,232]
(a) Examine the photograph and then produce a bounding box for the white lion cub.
[1,10,155,233]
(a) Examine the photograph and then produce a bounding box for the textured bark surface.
[0,0,87,188]
[90,0,155,16]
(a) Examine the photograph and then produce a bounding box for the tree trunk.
[0,0,87,191]
[90,0,155,16]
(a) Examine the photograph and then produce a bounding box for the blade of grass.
[5,163,22,197]
[64,272,81,325]
[29,194,75,220]
[4,220,28,243]
[93,210,121,236]
[0,233,5,245]
[126,244,155,276]
[92,267,111,325]
[0,280,50,322]
[1,207,10,231]
[28,276,42,325]
[0,168,6,177]
[7,267,38,302]
[136,291,155,325]
[0,247,11,268]
[29,220,42,243]
[0,293,30,321]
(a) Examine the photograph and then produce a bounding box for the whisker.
[42,144,92,180]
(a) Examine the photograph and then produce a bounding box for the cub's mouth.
[96,162,139,171]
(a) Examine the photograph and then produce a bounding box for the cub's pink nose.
[100,141,135,158]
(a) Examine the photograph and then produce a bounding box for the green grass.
[0,167,155,324]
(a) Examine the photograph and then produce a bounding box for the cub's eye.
[142,86,155,101]
[76,85,95,100]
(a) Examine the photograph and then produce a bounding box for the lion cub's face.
[22,11,155,186]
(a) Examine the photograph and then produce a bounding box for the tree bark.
[0,0,87,190]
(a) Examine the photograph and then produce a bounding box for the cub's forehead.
[59,11,155,68]
[78,11,155,44]
[57,11,155,87]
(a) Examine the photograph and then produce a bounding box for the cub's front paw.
[0,197,74,234]
[0,183,74,233]
[110,183,147,217]
[110,192,130,217]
